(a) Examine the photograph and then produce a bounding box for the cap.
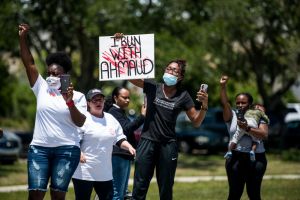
[86,88,105,100]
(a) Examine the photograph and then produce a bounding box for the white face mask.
[46,76,61,90]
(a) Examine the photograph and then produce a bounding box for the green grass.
[0,179,299,200]
[1,152,300,186]
[1,151,300,199]
[175,153,300,176]
[0,160,27,186]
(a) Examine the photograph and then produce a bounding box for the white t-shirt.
[31,75,87,147]
[72,112,126,181]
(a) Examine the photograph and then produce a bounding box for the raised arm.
[19,24,39,87]
[220,75,233,122]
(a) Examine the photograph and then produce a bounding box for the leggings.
[226,150,267,200]
[132,138,178,200]
[72,178,113,200]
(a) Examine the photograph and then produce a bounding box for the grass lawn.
[1,152,300,186]
[1,150,300,199]
[0,179,299,200]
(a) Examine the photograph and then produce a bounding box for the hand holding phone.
[236,108,245,122]
[196,84,208,102]
[60,74,70,94]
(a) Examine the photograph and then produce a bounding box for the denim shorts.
[27,145,80,192]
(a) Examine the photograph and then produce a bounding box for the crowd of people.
[18,23,269,200]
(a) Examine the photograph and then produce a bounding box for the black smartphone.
[60,74,70,93]
[236,108,245,121]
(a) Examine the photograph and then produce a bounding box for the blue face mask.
[163,73,178,86]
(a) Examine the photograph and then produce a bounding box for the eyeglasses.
[165,66,180,76]
[91,98,104,103]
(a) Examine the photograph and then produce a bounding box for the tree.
[201,0,300,111]
[1,0,300,129]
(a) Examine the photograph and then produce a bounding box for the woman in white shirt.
[72,89,135,200]
[19,24,86,200]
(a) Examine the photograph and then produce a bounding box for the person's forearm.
[220,85,232,122]
[120,140,132,151]
[19,35,38,86]
[129,79,144,88]
[67,104,86,127]
[246,125,268,140]
[193,110,207,127]
[19,36,34,68]
[220,86,230,106]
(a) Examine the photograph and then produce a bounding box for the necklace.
[162,84,176,99]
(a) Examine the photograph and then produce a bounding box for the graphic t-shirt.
[142,80,194,142]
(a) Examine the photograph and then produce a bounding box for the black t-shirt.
[142,79,195,143]
[108,105,145,159]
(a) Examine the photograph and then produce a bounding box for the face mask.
[163,73,178,86]
[46,76,61,90]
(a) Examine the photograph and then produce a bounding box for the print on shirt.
[154,97,175,110]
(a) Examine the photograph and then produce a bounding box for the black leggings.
[72,178,113,200]
[132,138,178,200]
[225,151,267,200]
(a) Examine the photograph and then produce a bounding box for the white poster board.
[99,34,155,81]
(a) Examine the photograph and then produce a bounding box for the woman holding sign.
[19,23,86,200]
[129,59,208,200]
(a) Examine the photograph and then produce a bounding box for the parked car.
[281,119,300,149]
[15,131,33,158]
[176,107,229,154]
[285,103,300,123]
[266,103,300,149]
[0,130,23,164]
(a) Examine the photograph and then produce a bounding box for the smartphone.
[60,74,70,93]
[236,108,245,121]
[200,84,208,92]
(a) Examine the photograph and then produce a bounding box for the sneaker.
[224,151,232,159]
[250,150,256,162]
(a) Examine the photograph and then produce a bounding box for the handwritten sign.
[99,34,155,81]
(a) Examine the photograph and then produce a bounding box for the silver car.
[0,130,22,164]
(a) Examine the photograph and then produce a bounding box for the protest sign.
[99,34,155,81]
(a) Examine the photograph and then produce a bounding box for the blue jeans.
[112,155,131,200]
[27,145,80,192]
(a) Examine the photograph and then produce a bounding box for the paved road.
[1,174,300,192]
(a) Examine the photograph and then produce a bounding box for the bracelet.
[200,105,208,111]
[246,126,251,132]
[66,100,75,107]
